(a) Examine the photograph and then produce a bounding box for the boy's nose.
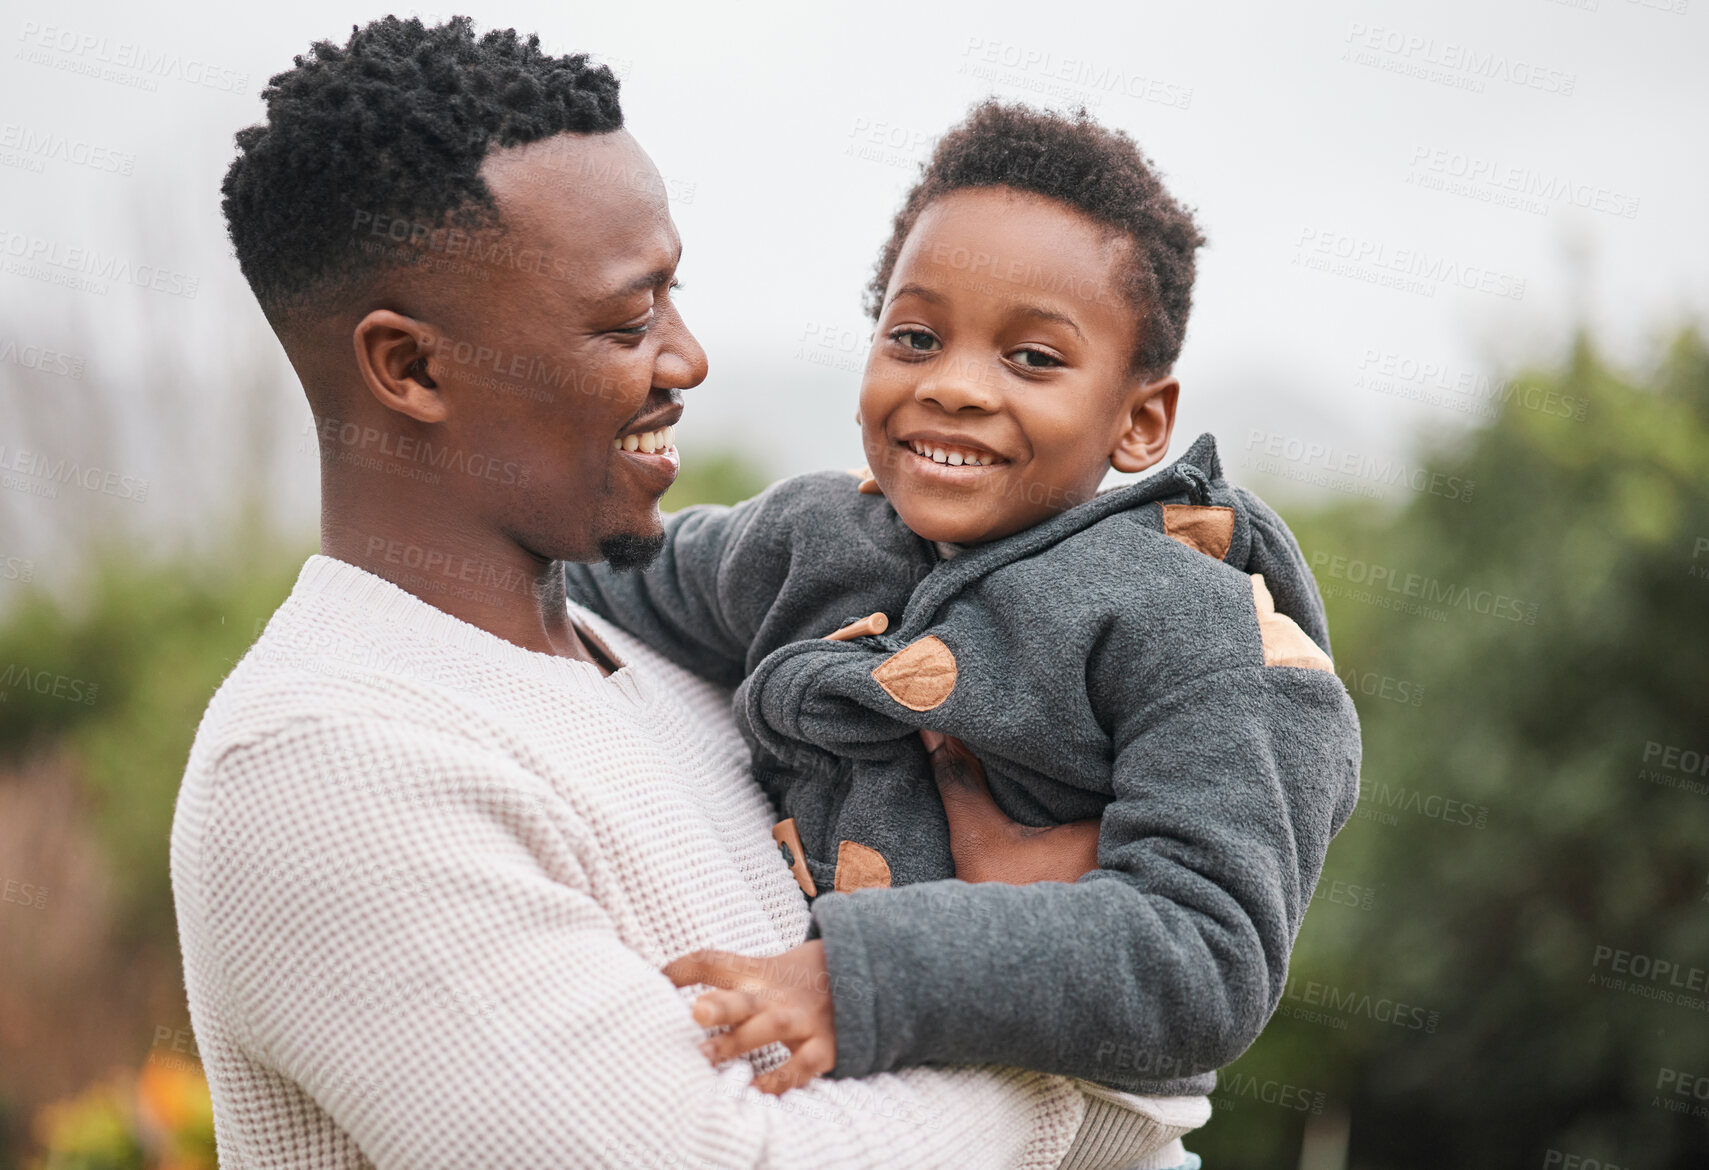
[914,356,998,413]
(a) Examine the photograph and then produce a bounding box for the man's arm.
[811,661,1361,1091]
[191,717,1116,1169]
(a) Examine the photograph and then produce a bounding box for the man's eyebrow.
[594,248,683,306]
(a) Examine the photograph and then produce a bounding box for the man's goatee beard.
[599,531,666,572]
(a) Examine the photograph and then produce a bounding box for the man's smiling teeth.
[907,439,998,467]
[612,424,676,454]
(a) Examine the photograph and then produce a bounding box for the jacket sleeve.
[810,659,1360,1091]
[561,489,790,689]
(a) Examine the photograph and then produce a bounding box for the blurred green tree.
[1195,330,1709,1167]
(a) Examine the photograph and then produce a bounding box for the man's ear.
[352,310,447,424]
[1109,374,1179,474]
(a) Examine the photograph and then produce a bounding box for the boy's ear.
[352,310,448,424]
[1109,374,1179,474]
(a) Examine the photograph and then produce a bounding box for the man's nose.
[654,313,709,391]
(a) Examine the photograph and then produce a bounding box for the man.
[173,16,1179,1167]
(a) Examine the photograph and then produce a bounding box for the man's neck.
[319,506,607,670]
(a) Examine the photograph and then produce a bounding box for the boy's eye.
[890,328,940,353]
[1011,347,1063,369]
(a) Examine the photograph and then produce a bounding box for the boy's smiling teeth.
[612,424,676,454]
[906,438,1000,467]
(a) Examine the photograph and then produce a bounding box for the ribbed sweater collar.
[291,554,643,704]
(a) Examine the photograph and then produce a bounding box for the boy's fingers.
[662,948,750,990]
[700,1008,803,1065]
[918,728,946,753]
[752,1038,836,1096]
[690,988,758,1030]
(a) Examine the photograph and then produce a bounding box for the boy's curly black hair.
[222,15,622,319]
[865,101,1205,378]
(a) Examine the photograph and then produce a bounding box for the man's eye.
[890,328,940,352]
[615,317,653,336]
[1012,348,1063,369]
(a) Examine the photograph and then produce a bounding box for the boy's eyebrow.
[1010,303,1085,341]
[886,282,947,309]
[888,284,1087,341]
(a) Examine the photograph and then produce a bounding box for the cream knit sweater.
[170,556,1204,1169]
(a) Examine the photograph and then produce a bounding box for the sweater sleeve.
[560,491,786,689]
[811,663,1361,1091]
[188,715,1114,1170]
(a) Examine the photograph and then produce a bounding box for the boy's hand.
[922,730,1103,884]
[661,939,836,1095]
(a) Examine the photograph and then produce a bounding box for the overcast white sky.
[2,0,1706,584]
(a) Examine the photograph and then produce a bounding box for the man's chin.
[598,531,667,572]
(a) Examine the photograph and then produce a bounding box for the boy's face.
[859,187,1176,545]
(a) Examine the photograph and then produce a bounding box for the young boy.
[568,101,1360,1156]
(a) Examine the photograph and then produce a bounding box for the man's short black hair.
[865,101,1206,378]
[222,15,622,319]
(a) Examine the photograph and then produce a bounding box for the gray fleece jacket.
[564,433,1361,1096]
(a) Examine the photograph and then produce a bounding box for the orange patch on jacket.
[1161,504,1235,560]
[833,841,893,893]
[872,636,958,711]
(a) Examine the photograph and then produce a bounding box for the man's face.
[858,187,1144,545]
[407,130,706,567]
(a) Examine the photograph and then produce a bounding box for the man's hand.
[661,939,836,1095]
[922,730,1103,884]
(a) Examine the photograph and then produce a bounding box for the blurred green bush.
[1194,330,1709,1167]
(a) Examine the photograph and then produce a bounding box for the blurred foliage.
[0,558,307,945]
[659,448,772,513]
[30,1060,214,1170]
[1195,329,1709,1167]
